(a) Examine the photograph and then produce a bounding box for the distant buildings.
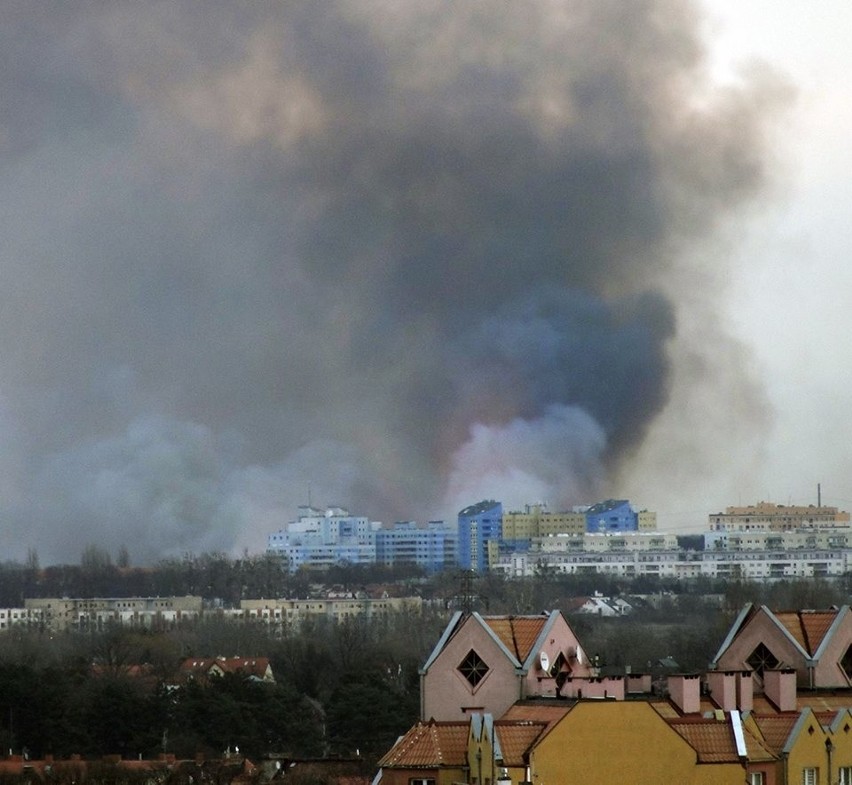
[709,501,851,531]
[267,505,457,574]
[259,497,852,582]
[18,593,423,633]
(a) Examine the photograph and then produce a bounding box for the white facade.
[267,506,382,571]
[493,547,849,580]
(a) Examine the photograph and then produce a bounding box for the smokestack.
[818,483,822,507]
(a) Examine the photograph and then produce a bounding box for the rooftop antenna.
[818,483,821,508]
[308,482,312,508]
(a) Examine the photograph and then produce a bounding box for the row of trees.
[0,608,445,764]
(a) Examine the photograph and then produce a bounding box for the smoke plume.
[0,1,788,562]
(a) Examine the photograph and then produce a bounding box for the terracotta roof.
[750,714,800,752]
[651,698,719,719]
[482,616,548,663]
[743,724,779,763]
[495,722,548,766]
[668,717,741,763]
[773,611,837,655]
[668,715,774,764]
[178,656,271,679]
[377,721,469,768]
[499,702,573,732]
[799,695,852,711]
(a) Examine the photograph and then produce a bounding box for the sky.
[0,1,849,564]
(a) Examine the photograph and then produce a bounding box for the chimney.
[668,674,701,714]
[707,671,736,711]
[736,670,753,713]
[764,668,797,712]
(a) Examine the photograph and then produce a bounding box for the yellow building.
[501,505,586,539]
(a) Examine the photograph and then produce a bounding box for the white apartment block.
[493,547,849,581]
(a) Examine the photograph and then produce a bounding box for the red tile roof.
[377,721,469,768]
[750,714,800,752]
[178,656,271,680]
[495,722,548,765]
[668,716,776,764]
[499,702,573,732]
[667,717,740,763]
[482,617,548,663]
[773,611,837,655]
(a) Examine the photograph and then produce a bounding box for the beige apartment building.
[710,502,851,531]
[501,504,587,540]
[24,596,203,631]
[240,595,422,624]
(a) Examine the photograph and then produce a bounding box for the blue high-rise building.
[375,520,457,574]
[458,500,503,572]
[584,499,639,532]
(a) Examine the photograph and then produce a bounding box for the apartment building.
[24,596,203,632]
[267,506,455,573]
[493,544,849,580]
[710,501,851,531]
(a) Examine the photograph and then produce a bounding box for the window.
[803,767,818,785]
[840,767,852,785]
[458,649,489,687]
[409,779,435,785]
[747,643,780,676]
[749,774,765,785]
[841,647,852,681]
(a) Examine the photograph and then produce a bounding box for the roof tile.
[482,617,547,663]
[378,721,469,768]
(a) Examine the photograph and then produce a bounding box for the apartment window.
[802,767,818,785]
[840,767,852,785]
[458,649,489,688]
[409,779,435,785]
[749,774,765,785]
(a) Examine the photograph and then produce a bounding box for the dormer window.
[459,649,489,687]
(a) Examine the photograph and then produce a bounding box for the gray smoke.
[0,1,788,562]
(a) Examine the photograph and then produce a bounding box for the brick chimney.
[764,668,797,712]
[668,674,701,714]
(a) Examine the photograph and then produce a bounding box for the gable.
[532,702,697,784]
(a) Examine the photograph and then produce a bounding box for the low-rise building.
[493,544,849,580]
[24,596,202,632]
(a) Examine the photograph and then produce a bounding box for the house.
[177,656,275,684]
[419,610,591,721]
[712,604,852,689]
[375,719,469,785]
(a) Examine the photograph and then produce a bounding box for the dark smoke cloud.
[0,1,787,563]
